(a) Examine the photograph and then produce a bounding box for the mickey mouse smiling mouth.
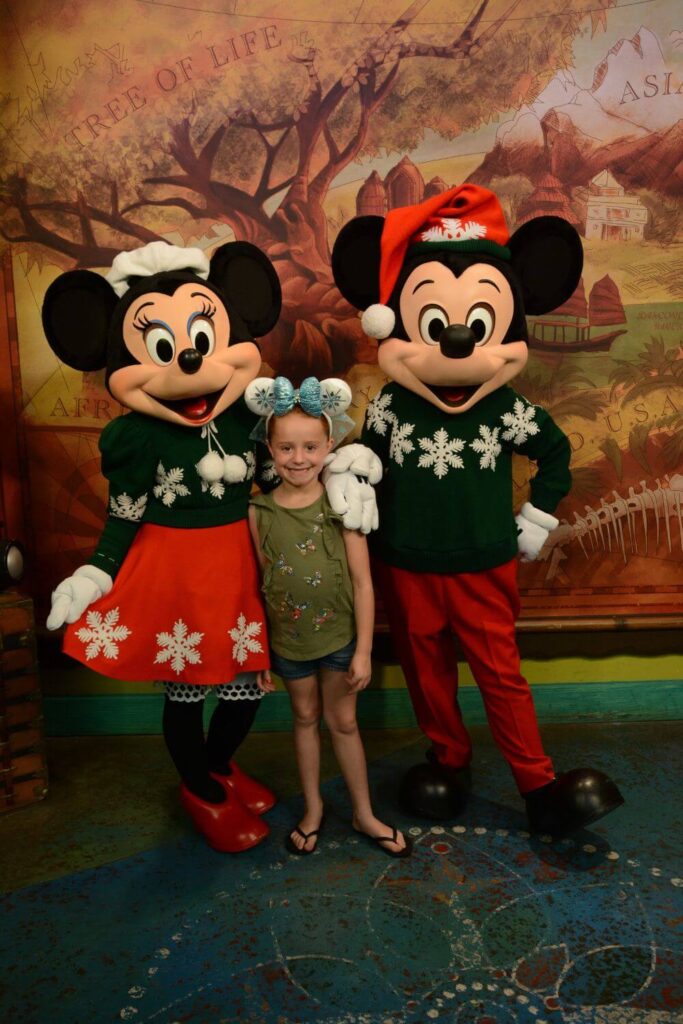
[425,383,479,409]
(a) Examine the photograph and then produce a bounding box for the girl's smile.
[268,409,334,494]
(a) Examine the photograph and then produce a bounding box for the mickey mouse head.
[332,184,583,414]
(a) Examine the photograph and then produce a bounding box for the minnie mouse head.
[332,184,583,415]
[42,240,281,426]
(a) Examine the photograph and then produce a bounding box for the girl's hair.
[267,404,331,441]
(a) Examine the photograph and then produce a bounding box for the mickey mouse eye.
[145,325,176,365]
[189,317,215,356]
[466,304,495,345]
[418,304,449,345]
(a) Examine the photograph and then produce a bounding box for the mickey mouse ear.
[320,378,352,415]
[245,377,277,416]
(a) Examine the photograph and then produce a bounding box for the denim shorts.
[270,637,357,681]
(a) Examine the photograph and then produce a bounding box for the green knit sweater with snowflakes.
[90,400,266,578]
[360,383,571,573]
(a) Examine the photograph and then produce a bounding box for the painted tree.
[1,0,615,375]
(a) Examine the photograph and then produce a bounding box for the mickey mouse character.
[42,240,381,853]
[332,184,624,837]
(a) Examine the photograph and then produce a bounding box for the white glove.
[323,467,379,534]
[515,502,559,562]
[323,443,382,485]
[46,565,114,631]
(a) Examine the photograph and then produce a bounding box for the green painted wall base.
[43,679,683,736]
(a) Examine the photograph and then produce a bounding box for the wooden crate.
[0,592,48,813]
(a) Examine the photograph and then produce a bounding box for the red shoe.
[211,762,276,815]
[179,784,269,853]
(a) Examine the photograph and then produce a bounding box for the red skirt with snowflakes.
[63,521,270,686]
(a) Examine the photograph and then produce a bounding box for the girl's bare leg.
[320,667,407,853]
[285,673,324,851]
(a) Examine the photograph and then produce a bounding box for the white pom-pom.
[196,451,225,484]
[222,455,248,484]
[361,304,395,340]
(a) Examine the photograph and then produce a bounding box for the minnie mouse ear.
[42,270,117,370]
[320,378,352,415]
[209,242,281,338]
[244,376,277,416]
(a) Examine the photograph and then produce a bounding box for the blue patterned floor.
[2,723,682,1024]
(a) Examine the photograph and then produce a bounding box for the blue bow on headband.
[272,376,322,418]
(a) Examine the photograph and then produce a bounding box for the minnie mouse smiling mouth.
[426,384,479,408]
[154,387,226,421]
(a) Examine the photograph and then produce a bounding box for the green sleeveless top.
[250,490,355,661]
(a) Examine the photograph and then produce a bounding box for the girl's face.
[267,410,333,489]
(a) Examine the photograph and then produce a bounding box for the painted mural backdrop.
[1,0,681,623]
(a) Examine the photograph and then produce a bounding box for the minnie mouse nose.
[439,324,476,359]
[178,348,203,374]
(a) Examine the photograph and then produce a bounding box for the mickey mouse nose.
[178,348,203,374]
[439,324,476,360]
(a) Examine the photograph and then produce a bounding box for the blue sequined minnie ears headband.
[245,376,355,446]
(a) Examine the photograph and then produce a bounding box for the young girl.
[246,376,411,858]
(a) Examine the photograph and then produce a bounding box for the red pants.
[374,558,555,794]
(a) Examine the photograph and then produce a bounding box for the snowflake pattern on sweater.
[367,389,546,477]
[501,399,540,445]
[417,428,466,478]
[470,425,502,471]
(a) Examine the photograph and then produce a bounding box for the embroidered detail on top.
[76,608,132,661]
[279,593,310,621]
[295,538,316,555]
[155,619,203,674]
[366,393,397,436]
[313,608,335,630]
[109,492,148,521]
[501,399,540,445]
[274,553,294,576]
[229,613,264,665]
[417,428,466,478]
[154,463,191,506]
[470,425,502,471]
[303,571,322,587]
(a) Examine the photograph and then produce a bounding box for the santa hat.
[362,183,512,339]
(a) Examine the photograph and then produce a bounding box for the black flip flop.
[285,819,323,855]
[353,824,413,858]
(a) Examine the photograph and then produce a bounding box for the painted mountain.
[473,27,682,195]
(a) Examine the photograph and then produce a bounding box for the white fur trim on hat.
[361,303,395,340]
[105,241,210,297]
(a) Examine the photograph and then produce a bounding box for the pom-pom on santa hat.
[362,183,511,339]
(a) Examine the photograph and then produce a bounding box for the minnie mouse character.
[42,240,381,853]
[332,184,624,837]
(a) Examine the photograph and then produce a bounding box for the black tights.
[162,696,260,802]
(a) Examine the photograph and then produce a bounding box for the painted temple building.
[582,170,649,242]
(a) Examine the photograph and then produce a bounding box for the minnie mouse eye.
[189,317,215,356]
[145,325,176,365]
[466,304,495,345]
[418,304,449,345]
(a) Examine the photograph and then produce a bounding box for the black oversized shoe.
[398,760,471,821]
[525,767,624,838]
